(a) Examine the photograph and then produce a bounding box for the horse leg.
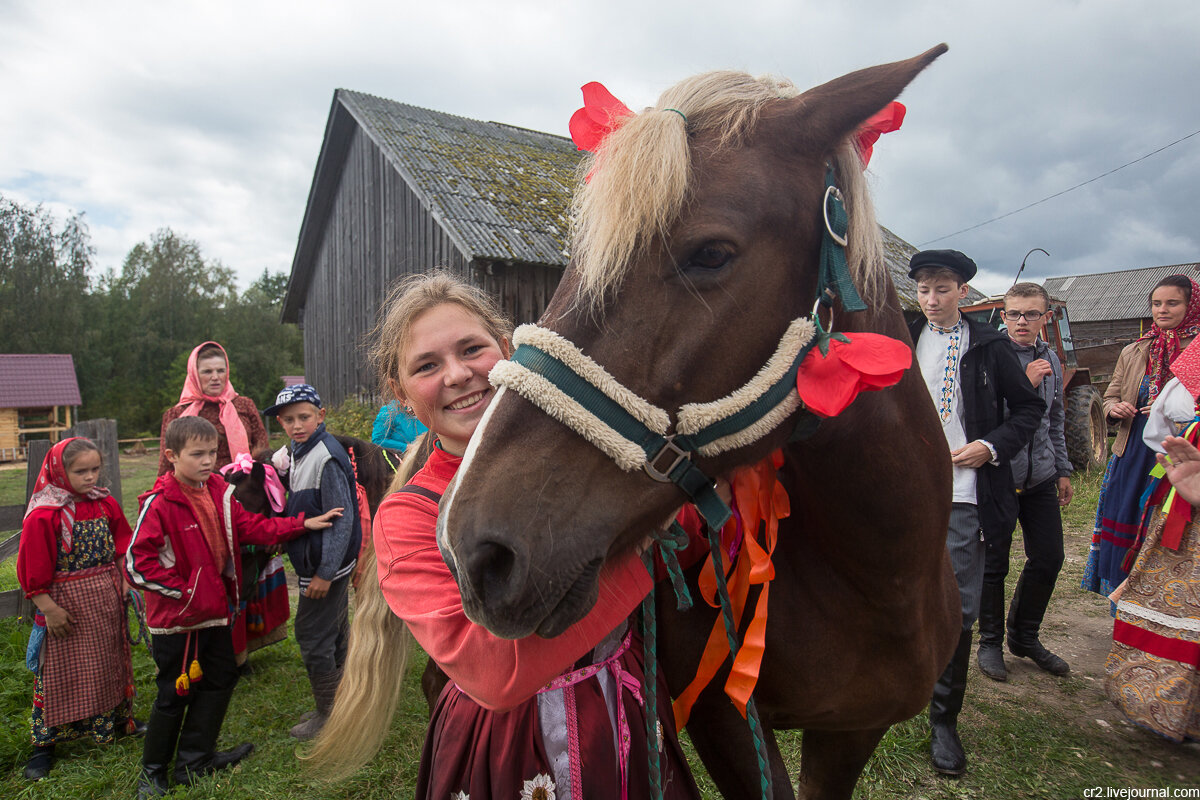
[684,694,794,799]
[794,727,887,800]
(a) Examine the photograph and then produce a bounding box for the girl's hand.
[44,604,74,638]
[305,576,331,599]
[305,508,344,530]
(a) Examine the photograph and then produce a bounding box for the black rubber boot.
[137,707,184,798]
[930,629,972,776]
[173,688,254,785]
[289,669,342,741]
[976,581,1008,681]
[23,744,55,781]
[1007,573,1070,676]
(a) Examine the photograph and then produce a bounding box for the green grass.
[2,456,1198,796]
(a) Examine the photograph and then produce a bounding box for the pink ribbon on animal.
[220,453,286,513]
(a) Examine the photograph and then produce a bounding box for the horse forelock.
[569,70,888,313]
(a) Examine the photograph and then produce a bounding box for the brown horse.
[437,47,959,798]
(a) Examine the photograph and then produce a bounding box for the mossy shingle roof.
[285,89,942,317]
[340,90,580,267]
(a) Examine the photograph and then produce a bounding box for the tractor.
[960,295,1108,471]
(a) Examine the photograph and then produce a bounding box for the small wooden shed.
[0,354,82,461]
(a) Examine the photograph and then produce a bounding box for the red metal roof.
[0,354,82,408]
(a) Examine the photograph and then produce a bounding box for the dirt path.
[970,522,1200,783]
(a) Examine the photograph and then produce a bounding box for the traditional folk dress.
[1086,280,1200,600]
[1106,503,1200,741]
[375,445,701,800]
[1083,374,1159,599]
[17,440,136,746]
[1106,353,1200,741]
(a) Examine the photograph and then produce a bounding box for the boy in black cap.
[263,384,361,740]
[907,249,1044,776]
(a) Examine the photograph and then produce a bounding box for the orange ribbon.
[672,450,789,729]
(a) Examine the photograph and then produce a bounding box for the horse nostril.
[464,540,520,607]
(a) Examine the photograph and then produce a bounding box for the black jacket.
[909,315,1045,536]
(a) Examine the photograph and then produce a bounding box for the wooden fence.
[0,420,121,621]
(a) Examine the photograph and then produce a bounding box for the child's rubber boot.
[289,669,341,740]
[173,688,254,785]
[138,707,184,798]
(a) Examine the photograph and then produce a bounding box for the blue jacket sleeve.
[315,460,356,581]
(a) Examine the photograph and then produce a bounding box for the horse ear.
[782,44,948,156]
[251,461,265,482]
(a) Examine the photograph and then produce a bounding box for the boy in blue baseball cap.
[264,384,361,740]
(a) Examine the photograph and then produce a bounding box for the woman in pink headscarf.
[157,342,268,476]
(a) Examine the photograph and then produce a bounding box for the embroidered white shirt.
[917,318,978,504]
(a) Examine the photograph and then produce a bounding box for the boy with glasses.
[976,282,1074,682]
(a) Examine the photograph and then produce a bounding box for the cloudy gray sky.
[3,0,1197,296]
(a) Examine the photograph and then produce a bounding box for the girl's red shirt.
[375,446,703,711]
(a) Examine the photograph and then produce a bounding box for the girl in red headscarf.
[16,437,140,781]
[1083,274,1200,602]
[157,342,267,476]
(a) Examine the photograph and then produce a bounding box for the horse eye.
[684,243,732,271]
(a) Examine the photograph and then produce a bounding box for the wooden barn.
[0,354,82,461]
[1044,262,1200,383]
[282,89,948,405]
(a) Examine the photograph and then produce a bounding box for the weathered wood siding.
[302,127,472,406]
[480,263,563,335]
[301,127,566,407]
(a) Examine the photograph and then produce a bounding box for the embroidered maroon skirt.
[416,627,700,800]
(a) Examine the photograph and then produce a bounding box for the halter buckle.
[822,185,848,248]
[644,436,690,483]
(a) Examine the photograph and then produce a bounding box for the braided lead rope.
[706,526,773,800]
[125,590,152,655]
[641,521,696,800]
[642,591,664,800]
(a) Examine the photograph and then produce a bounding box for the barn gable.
[283,89,935,405]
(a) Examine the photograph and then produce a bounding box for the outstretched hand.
[1158,437,1200,506]
[304,507,344,531]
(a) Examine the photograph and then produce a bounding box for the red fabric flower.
[855,101,906,168]
[569,82,633,153]
[796,331,911,417]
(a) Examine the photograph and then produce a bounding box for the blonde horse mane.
[570,70,886,311]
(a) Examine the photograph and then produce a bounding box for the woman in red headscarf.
[17,437,139,781]
[157,342,268,476]
[158,342,271,670]
[1083,274,1200,602]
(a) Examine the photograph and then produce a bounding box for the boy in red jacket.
[126,417,341,798]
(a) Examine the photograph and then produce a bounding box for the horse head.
[226,449,285,518]
[440,46,948,639]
